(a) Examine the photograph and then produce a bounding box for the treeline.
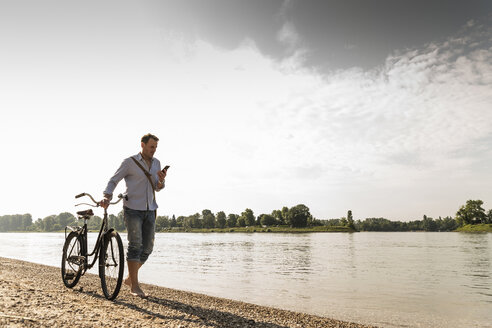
[155,204,314,231]
[0,204,315,232]
[321,200,492,231]
[0,214,33,232]
[0,212,126,232]
[1,200,490,233]
[321,216,459,232]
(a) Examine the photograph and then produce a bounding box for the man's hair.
[141,133,159,144]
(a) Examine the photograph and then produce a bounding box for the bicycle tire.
[61,231,83,288]
[99,231,124,300]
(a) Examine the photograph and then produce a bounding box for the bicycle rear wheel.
[99,231,124,300]
[61,231,83,288]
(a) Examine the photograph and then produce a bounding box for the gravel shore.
[0,257,377,328]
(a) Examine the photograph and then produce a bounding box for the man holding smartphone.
[101,133,168,298]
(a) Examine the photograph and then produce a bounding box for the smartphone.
[162,165,170,172]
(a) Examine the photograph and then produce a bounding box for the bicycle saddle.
[76,209,94,217]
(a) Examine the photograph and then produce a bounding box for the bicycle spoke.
[61,232,83,288]
[99,232,124,300]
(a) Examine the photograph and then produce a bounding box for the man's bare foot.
[130,285,147,298]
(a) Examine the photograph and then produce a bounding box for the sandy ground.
[0,257,377,328]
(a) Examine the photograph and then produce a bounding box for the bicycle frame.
[67,193,124,274]
[82,213,108,273]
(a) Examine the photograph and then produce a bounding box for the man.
[101,133,166,298]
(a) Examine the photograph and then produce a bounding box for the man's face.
[141,139,158,159]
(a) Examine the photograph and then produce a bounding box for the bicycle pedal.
[68,256,84,265]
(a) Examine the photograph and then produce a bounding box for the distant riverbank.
[159,225,355,233]
[3,224,492,233]
[455,223,492,232]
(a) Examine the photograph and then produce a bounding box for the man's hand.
[157,169,166,184]
[100,195,111,209]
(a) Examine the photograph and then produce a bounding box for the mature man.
[101,133,166,298]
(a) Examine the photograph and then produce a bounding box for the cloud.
[277,22,300,50]
[1,10,491,220]
[173,18,491,185]
[222,19,492,218]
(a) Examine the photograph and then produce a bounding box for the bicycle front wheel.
[61,231,83,288]
[99,231,124,300]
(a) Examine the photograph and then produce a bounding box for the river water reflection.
[0,232,491,328]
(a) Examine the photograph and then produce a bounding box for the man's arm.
[101,158,129,206]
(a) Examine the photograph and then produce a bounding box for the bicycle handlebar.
[74,192,127,207]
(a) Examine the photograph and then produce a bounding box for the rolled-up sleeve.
[103,158,130,197]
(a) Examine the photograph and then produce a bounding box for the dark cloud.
[285,0,492,70]
[145,0,492,71]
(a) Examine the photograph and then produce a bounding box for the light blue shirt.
[103,153,164,211]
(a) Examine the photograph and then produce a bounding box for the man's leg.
[124,261,142,286]
[140,210,156,264]
[126,260,146,297]
[128,210,156,297]
[123,207,146,297]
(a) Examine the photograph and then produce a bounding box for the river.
[0,232,490,328]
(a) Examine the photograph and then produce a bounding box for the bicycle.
[61,192,126,300]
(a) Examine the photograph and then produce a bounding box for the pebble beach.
[0,257,377,328]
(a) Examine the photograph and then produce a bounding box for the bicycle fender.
[103,228,115,240]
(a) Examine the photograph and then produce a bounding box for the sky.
[1,0,491,222]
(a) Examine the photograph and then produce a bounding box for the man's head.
[141,133,159,159]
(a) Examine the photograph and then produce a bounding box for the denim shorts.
[124,207,156,263]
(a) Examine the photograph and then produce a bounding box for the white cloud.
[1,16,491,221]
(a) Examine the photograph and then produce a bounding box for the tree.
[202,209,215,229]
[227,214,238,227]
[216,211,226,229]
[260,214,276,226]
[185,213,201,228]
[286,204,311,228]
[281,206,289,223]
[108,214,118,231]
[422,215,437,231]
[240,209,255,226]
[34,218,44,231]
[176,216,184,227]
[255,215,261,226]
[0,214,33,231]
[87,216,102,231]
[237,217,246,227]
[56,212,75,228]
[22,214,33,230]
[43,215,56,231]
[438,216,458,231]
[456,200,486,226]
[487,210,492,224]
[346,210,355,230]
[8,215,21,231]
[116,210,126,231]
[183,216,193,229]
[271,210,284,225]
[170,215,177,227]
[156,215,170,231]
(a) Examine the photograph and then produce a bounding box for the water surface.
[1,232,490,328]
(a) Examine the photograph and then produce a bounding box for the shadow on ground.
[78,288,289,328]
